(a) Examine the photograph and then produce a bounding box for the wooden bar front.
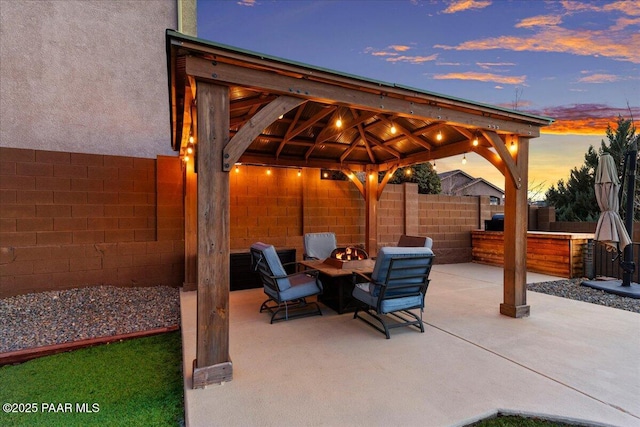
[472,231,594,278]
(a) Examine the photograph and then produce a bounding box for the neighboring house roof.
[438,169,505,197]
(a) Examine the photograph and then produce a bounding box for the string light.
[189,135,194,144]
[235,164,240,173]
[462,154,467,165]
[336,117,342,128]
[187,145,194,155]
[405,168,412,176]
[183,155,189,163]
[323,171,329,178]
[510,139,517,152]
[436,131,443,141]
[297,169,302,177]
[278,114,284,120]
[267,168,271,175]
[473,134,479,146]
[432,161,436,171]
[390,123,397,134]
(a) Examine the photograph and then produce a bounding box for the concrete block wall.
[230,165,303,251]
[0,147,184,297]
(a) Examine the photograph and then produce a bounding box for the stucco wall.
[0,0,177,158]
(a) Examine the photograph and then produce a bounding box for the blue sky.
[197,0,639,195]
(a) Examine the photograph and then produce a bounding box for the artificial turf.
[0,331,184,426]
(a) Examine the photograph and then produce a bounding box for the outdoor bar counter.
[471,230,594,278]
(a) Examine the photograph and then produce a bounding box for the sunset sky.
[197,0,640,196]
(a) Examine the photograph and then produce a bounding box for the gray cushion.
[304,232,337,259]
[251,242,291,291]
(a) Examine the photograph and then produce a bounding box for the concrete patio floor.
[179,263,640,427]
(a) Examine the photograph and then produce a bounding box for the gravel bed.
[528,279,640,313]
[0,286,180,354]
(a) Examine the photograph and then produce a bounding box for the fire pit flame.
[330,247,368,261]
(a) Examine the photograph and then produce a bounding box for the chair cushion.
[353,282,423,314]
[304,232,337,259]
[265,273,322,301]
[251,242,291,291]
[371,247,434,283]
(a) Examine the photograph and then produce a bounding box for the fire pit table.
[299,256,375,314]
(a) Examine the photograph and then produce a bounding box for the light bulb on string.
[462,154,467,165]
[436,131,443,141]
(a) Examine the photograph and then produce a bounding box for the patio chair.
[397,234,433,249]
[352,247,434,339]
[303,232,337,260]
[250,242,323,323]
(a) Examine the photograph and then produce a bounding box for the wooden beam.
[377,165,398,199]
[194,82,232,387]
[364,165,379,255]
[342,167,365,198]
[185,56,543,137]
[223,95,305,170]
[482,130,521,189]
[500,136,530,318]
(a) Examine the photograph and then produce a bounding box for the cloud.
[365,46,437,64]
[435,0,640,64]
[516,15,563,28]
[528,103,640,135]
[237,0,256,6]
[386,54,438,64]
[577,73,620,83]
[476,62,516,70]
[389,45,411,52]
[433,72,526,85]
[435,27,640,63]
[442,0,492,14]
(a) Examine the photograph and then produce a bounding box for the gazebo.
[165,30,554,388]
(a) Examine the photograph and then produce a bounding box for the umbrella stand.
[583,142,640,298]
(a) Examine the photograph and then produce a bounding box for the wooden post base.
[192,359,233,388]
[500,303,530,318]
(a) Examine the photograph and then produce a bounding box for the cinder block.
[0,147,35,162]
[36,231,73,245]
[16,163,53,176]
[35,151,70,164]
[1,231,37,246]
[53,164,87,178]
[133,229,156,242]
[18,190,54,204]
[88,166,119,180]
[34,258,70,274]
[38,177,72,192]
[72,230,106,244]
[0,219,16,233]
[70,256,102,272]
[70,152,104,167]
[104,179,134,192]
[54,218,87,231]
[17,218,53,232]
[72,205,104,218]
[103,155,133,169]
[53,191,87,205]
[1,175,35,190]
[71,178,103,192]
[87,218,119,230]
[0,204,36,219]
[0,162,16,176]
[88,192,119,205]
[105,229,135,243]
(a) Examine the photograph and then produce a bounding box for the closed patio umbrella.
[594,153,631,252]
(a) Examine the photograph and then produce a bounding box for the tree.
[384,162,441,194]
[545,116,638,221]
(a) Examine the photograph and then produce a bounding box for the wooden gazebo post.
[500,136,530,318]
[192,81,233,387]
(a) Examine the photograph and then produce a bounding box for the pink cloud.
[433,71,525,85]
[516,15,563,28]
[442,0,492,14]
[528,103,640,135]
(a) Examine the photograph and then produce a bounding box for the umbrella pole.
[622,140,637,287]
